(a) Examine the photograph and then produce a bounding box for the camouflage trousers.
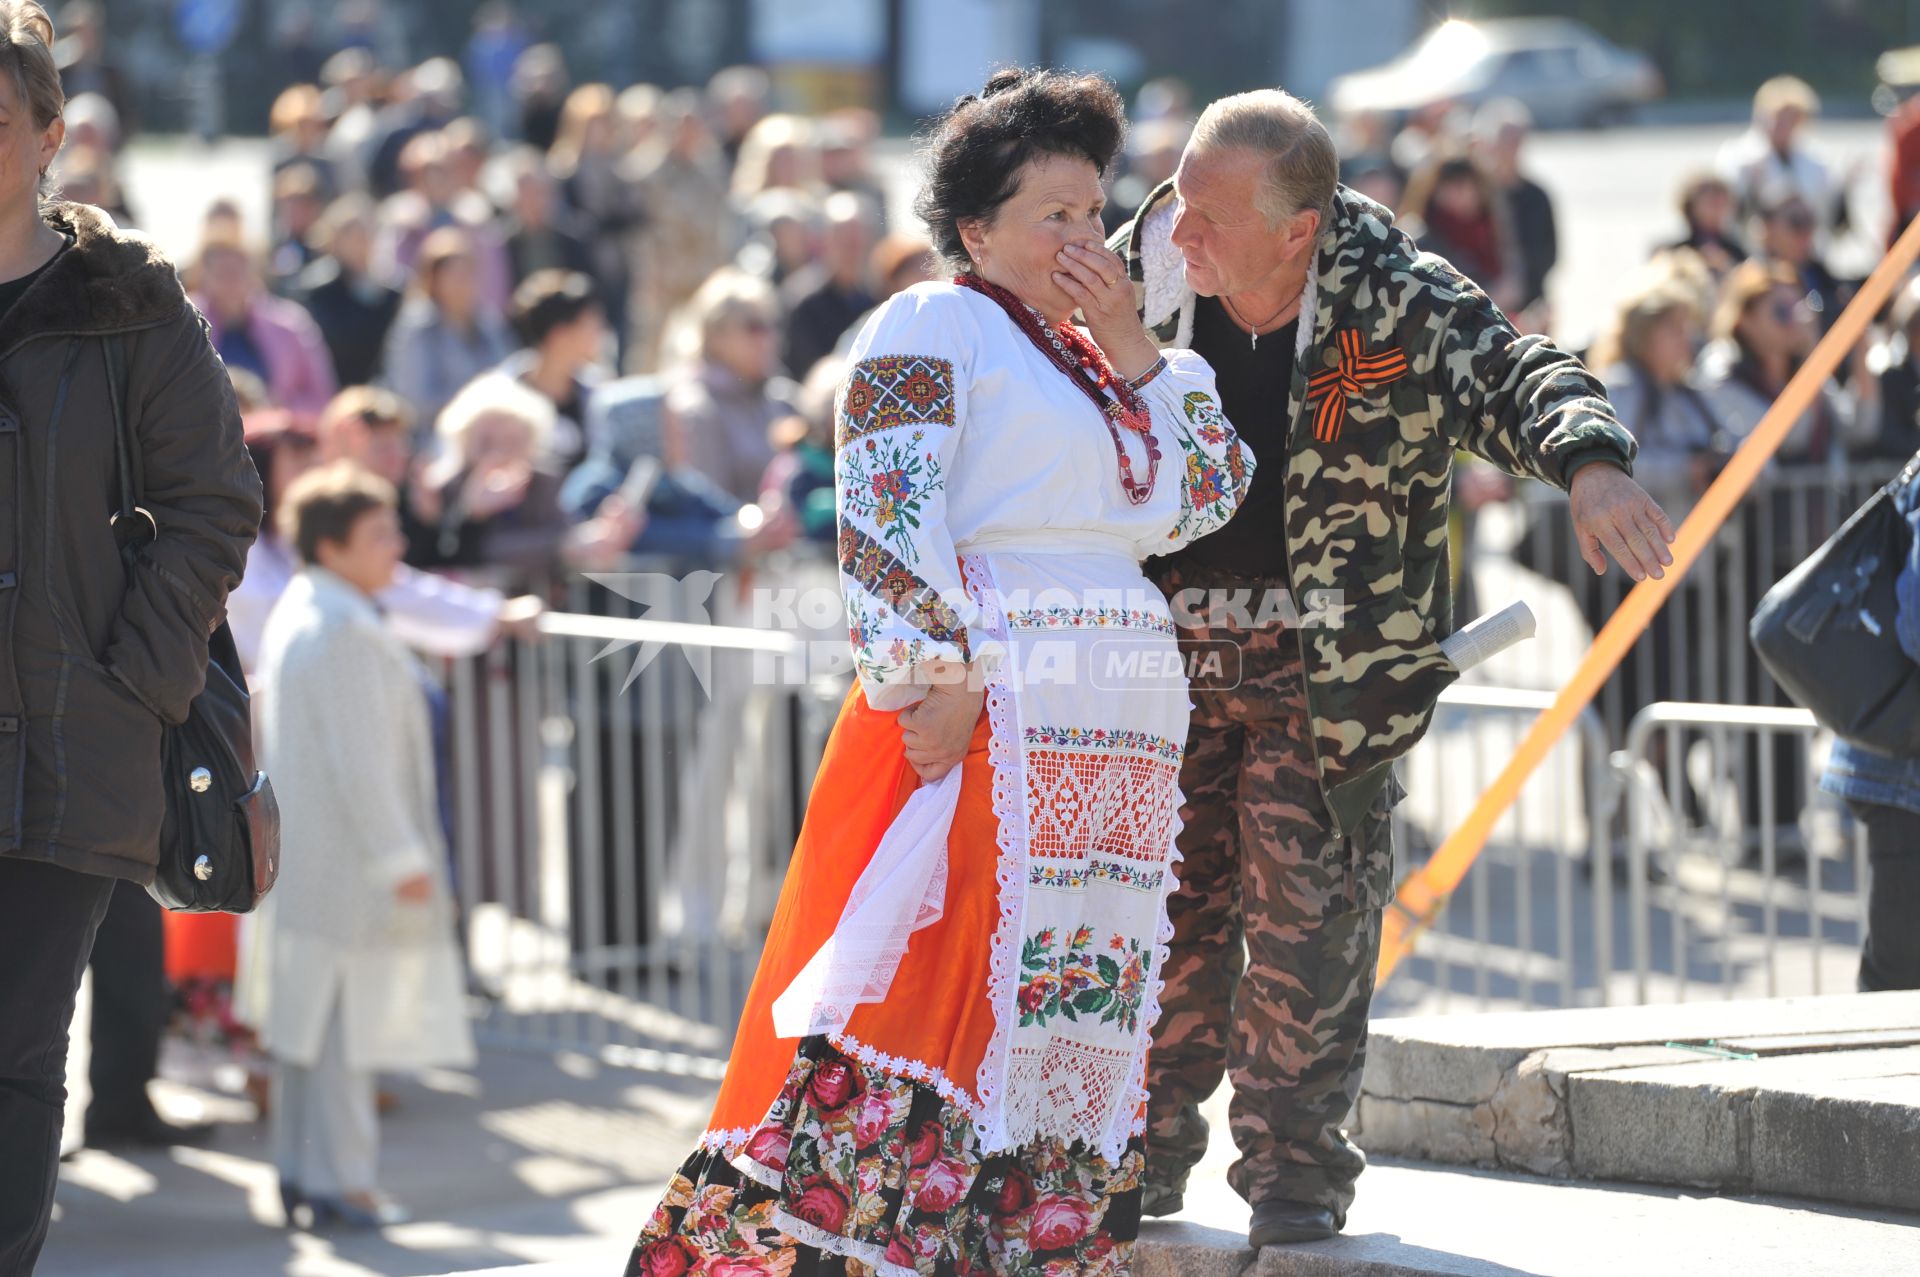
[1143,558,1395,1220]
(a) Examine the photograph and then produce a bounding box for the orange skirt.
[705,679,1003,1145]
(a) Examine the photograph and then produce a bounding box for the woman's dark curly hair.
[915,67,1127,274]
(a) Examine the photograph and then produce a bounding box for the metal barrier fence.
[446,588,1874,1067]
[1510,459,1905,748]
[442,604,844,1077]
[1384,693,1867,1015]
[1617,702,1865,1005]
[1385,686,1618,1014]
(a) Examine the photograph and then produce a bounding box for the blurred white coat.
[249,565,474,1072]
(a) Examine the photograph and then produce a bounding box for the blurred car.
[1876,44,1920,111]
[1328,18,1663,129]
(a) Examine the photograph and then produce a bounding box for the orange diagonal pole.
[1378,210,1920,983]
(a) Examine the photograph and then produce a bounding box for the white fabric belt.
[957,527,1138,559]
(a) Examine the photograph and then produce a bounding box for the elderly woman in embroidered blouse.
[625,68,1252,1277]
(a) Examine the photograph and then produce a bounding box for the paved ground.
[1155,1160,1920,1277]
[43,1039,1920,1277]
[44,1044,710,1277]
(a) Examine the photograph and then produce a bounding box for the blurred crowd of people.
[1301,73,1920,679]
[57,6,947,655]
[59,0,1920,634]
[1337,72,1920,499]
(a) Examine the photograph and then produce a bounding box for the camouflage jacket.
[1109,181,1637,837]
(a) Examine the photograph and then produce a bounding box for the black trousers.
[0,858,114,1277]
[85,880,168,1134]
[1848,800,1920,993]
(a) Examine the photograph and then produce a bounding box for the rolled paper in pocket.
[1438,602,1537,673]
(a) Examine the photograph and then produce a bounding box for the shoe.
[303,1193,412,1231]
[85,1115,216,1151]
[279,1179,305,1229]
[245,1070,273,1119]
[1249,1198,1340,1246]
[1140,1183,1185,1217]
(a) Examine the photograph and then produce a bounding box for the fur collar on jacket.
[0,201,188,357]
[1122,179,1378,363]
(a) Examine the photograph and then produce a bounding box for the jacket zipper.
[1277,320,1336,836]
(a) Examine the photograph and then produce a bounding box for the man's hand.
[898,662,984,782]
[1568,464,1677,580]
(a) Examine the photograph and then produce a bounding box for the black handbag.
[104,335,281,913]
[1750,450,1920,756]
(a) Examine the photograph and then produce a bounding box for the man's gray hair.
[1188,89,1339,231]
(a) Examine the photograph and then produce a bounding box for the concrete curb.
[1355,990,1920,1211]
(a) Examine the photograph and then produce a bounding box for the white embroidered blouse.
[812,280,1253,1160]
[835,281,1251,708]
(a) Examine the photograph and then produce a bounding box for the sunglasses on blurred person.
[1767,292,1819,325]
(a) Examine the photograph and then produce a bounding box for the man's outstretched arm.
[1437,275,1675,581]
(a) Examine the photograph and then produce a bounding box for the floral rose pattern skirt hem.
[626,1037,1144,1277]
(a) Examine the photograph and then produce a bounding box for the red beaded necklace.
[955,272,1160,505]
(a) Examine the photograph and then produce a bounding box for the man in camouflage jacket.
[1106,91,1675,1245]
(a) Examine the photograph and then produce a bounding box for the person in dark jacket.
[1401,153,1525,317]
[499,267,606,470]
[498,146,596,287]
[0,6,262,1270]
[293,194,403,388]
[1817,450,1920,992]
[1473,99,1557,319]
[1664,171,1748,281]
[1868,276,1920,464]
[779,190,877,381]
[1755,192,1849,338]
